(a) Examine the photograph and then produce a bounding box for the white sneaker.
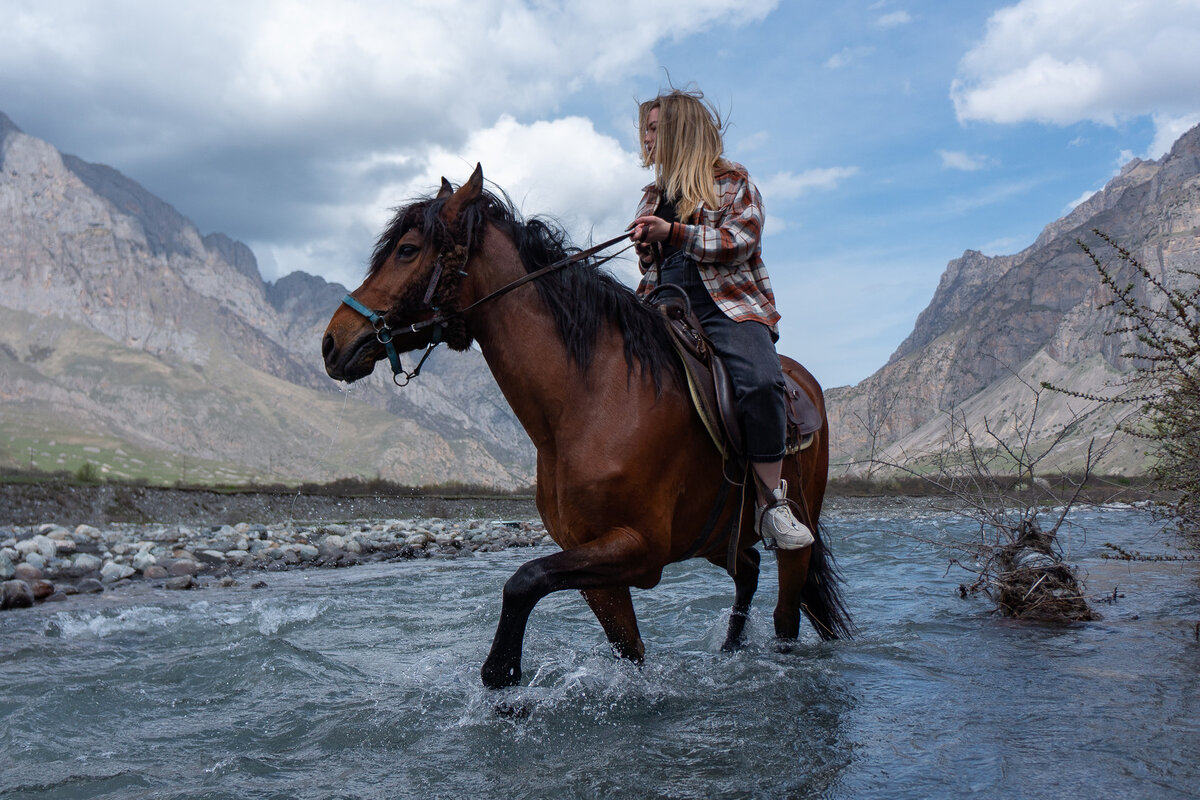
[756,480,815,550]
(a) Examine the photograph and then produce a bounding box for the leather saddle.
[646,284,822,463]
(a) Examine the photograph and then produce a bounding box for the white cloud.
[938,150,993,171]
[979,236,1024,257]
[735,130,771,152]
[0,0,778,147]
[1148,111,1200,158]
[759,166,859,200]
[951,0,1200,150]
[1062,187,1100,215]
[392,115,646,270]
[277,115,650,288]
[825,45,875,70]
[875,10,912,28]
[0,0,779,285]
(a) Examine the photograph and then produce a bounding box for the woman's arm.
[629,173,763,268]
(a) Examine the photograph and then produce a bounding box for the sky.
[2,0,1200,388]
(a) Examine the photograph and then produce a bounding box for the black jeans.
[659,252,787,462]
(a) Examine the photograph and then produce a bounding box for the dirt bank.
[0,482,539,528]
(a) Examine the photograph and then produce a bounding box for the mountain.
[0,111,535,488]
[826,124,1200,476]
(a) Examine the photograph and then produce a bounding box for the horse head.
[322,164,485,383]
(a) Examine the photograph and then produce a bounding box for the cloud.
[951,0,1200,150]
[938,150,993,171]
[733,130,771,153]
[824,45,875,70]
[943,177,1046,214]
[875,10,912,28]
[759,167,859,200]
[1062,187,1100,215]
[272,115,650,288]
[0,0,777,283]
[979,236,1024,256]
[1148,111,1200,158]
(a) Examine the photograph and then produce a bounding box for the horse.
[322,165,852,688]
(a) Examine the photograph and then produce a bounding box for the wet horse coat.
[322,165,851,688]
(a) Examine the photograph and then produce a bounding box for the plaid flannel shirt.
[635,161,780,336]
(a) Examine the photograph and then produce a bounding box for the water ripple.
[1,508,1197,799]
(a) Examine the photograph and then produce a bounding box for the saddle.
[646,285,821,464]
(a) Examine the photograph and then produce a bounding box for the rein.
[341,231,632,386]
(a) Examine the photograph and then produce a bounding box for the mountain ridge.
[0,111,535,488]
[826,124,1200,475]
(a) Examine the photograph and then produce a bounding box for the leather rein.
[341,231,633,386]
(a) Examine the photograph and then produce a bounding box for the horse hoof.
[720,638,746,653]
[774,638,797,654]
[481,661,521,689]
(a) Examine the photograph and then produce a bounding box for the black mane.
[373,187,680,391]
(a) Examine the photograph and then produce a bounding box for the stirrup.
[755,479,815,550]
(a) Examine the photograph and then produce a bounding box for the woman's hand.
[628,215,671,244]
[634,241,656,265]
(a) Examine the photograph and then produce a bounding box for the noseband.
[340,230,631,386]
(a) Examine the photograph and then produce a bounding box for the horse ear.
[436,177,453,200]
[440,163,484,223]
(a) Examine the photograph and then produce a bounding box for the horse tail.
[800,521,855,640]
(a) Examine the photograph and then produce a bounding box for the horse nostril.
[322,333,336,361]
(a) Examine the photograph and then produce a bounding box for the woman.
[628,88,813,550]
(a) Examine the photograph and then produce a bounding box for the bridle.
[340,230,633,386]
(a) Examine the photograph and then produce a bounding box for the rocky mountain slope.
[827,125,1200,476]
[0,112,535,488]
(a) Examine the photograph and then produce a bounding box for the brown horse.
[322,165,851,688]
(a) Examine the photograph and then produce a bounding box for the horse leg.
[481,528,648,689]
[580,587,645,662]
[717,547,760,652]
[773,546,813,642]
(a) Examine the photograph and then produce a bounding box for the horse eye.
[395,244,419,260]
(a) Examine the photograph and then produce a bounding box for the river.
[1,502,1196,799]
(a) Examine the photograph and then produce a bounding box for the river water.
[1,503,1197,799]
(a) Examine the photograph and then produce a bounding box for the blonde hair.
[638,88,730,221]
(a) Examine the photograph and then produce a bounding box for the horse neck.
[460,226,579,440]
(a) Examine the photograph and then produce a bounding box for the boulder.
[168,559,202,577]
[1,580,34,610]
[73,524,103,541]
[132,551,157,572]
[76,578,104,594]
[196,550,227,565]
[71,553,104,573]
[31,535,57,558]
[13,563,42,582]
[100,561,135,583]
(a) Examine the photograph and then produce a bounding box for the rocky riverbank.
[1,516,548,612]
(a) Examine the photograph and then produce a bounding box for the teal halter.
[339,230,630,387]
[339,293,442,386]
